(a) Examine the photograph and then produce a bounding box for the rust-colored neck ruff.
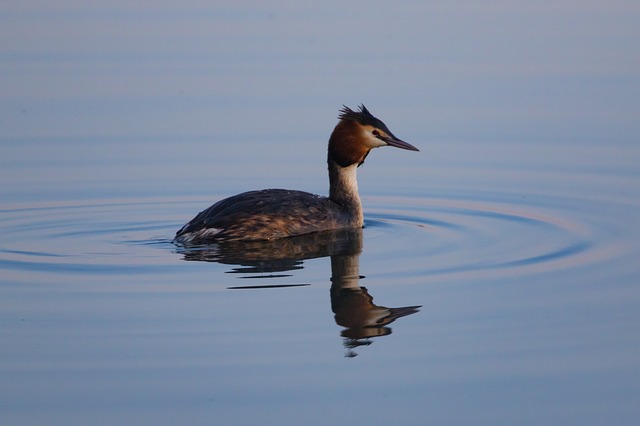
[327,120,370,168]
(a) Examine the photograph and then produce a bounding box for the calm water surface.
[2,2,640,425]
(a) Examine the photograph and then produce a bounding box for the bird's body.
[174,105,418,244]
[174,189,353,243]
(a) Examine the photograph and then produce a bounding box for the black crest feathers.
[338,104,394,136]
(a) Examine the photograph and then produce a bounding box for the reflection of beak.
[381,135,419,152]
[370,305,422,327]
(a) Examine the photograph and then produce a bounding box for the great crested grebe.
[174,105,418,244]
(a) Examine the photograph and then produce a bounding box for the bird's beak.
[381,135,419,152]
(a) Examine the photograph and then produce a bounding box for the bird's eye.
[372,129,381,137]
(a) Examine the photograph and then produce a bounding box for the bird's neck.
[328,158,363,227]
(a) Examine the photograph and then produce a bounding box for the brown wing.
[175,189,349,242]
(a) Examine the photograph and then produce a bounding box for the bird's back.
[174,189,353,243]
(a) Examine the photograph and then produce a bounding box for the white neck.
[328,160,363,226]
[330,253,361,289]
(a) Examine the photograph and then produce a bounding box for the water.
[2,2,640,425]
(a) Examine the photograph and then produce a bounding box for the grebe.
[174,105,418,244]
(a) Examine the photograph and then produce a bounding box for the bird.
[174,104,418,244]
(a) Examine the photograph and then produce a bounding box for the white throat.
[328,160,363,226]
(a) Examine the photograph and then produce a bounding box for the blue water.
[1,2,640,425]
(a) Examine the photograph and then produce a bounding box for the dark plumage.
[175,189,350,243]
[339,104,398,140]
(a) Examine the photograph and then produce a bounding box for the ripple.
[0,193,627,281]
[0,198,182,276]
[363,193,622,281]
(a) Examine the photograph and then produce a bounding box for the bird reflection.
[179,228,361,275]
[329,250,421,357]
[175,228,420,356]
